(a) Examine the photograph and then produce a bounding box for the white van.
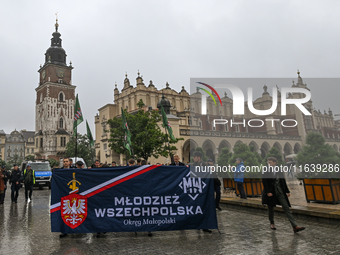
[59,157,87,168]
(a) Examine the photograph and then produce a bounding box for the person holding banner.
[193,152,213,233]
[207,159,222,211]
[170,154,185,166]
[59,159,71,238]
[128,159,135,166]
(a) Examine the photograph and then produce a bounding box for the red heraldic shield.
[61,194,88,229]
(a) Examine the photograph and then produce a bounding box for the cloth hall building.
[95,72,340,165]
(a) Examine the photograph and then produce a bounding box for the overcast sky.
[1,0,340,137]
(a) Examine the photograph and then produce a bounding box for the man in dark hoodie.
[234,158,247,199]
[10,164,23,203]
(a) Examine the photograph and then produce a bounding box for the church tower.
[35,18,76,160]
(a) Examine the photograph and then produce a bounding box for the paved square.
[0,188,339,255]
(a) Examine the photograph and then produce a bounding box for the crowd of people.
[0,163,36,204]
[1,154,305,235]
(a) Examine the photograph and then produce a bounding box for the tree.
[227,143,261,178]
[262,147,284,166]
[49,159,59,168]
[217,147,232,167]
[108,107,180,161]
[25,155,35,162]
[0,159,5,168]
[250,144,263,163]
[8,154,23,167]
[296,132,340,168]
[65,133,95,167]
[190,147,208,163]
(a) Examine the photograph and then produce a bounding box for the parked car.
[21,161,52,189]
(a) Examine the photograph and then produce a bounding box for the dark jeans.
[268,192,297,227]
[25,184,33,199]
[236,181,247,199]
[214,185,221,208]
[0,193,4,204]
[11,184,20,202]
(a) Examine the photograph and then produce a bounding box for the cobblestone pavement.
[223,178,340,210]
[1,188,340,255]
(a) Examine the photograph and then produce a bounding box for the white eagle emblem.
[61,194,88,228]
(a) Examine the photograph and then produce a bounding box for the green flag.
[86,120,94,147]
[121,107,132,155]
[73,94,84,136]
[160,105,176,141]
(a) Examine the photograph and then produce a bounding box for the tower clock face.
[56,69,65,78]
[42,70,46,79]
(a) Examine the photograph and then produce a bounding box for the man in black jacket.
[170,154,185,166]
[207,159,222,210]
[10,164,23,203]
[192,152,212,233]
[262,157,305,233]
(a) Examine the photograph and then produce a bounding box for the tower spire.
[55,12,59,32]
[44,16,67,66]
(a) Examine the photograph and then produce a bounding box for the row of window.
[35,137,67,147]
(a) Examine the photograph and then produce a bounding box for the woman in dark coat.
[262,157,305,233]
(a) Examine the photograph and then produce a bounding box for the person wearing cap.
[76,161,84,169]
[23,164,36,201]
[9,164,23,203]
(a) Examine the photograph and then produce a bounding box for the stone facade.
[0,130,6,161]
[34,20,75,160]
[0,129,35,163]
[5,130,25,162]
[95,71,340,165]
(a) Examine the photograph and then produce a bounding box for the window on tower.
[59,92,64,102]
[60,137,66,147]
[59,118,63,129]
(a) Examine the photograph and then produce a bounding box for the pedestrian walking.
[234,158,247,199]
[9,164,23,203]
[262,157,305,233]
[23,164,35,201]
[0,166,8,204]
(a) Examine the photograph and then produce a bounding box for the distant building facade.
[95,71,340,165]
[34,20,75,160]
[1,129,35,162]
[0,130,6,160]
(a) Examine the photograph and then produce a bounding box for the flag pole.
[164,126,172,164]
[75,125,77,165]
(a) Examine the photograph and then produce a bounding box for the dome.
[44,22,67,66]
[157,93,171,114]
